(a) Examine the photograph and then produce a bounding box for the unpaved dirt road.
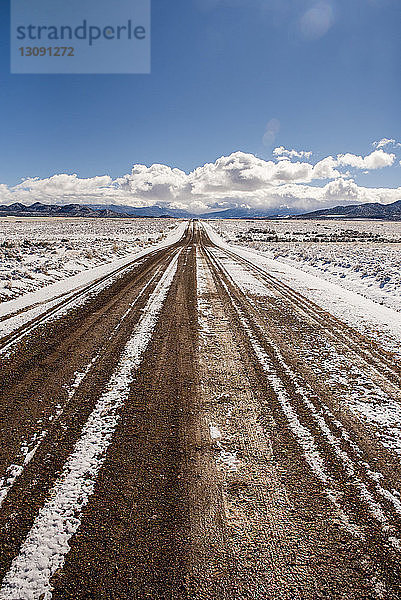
[0,221,400,599]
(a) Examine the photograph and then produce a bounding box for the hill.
[198,207,305,219]
[0,202,129,218]
[298,199,401,220]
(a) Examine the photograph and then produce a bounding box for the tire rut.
[202,235,401,599]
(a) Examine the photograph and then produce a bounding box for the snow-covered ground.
[204,221,401,357]
[212,219,401,313]
[0,220,187,350]
[0,217,178,302]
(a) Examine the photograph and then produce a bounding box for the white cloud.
[115,164,188,203]
[187,152,340,196]
[273,146,312,159]
[1,148,400,214]
[373,138,397,149]
[14,174,113,196]
[0,184,12,204]
[311,156,341,179]
[337,149,395,170]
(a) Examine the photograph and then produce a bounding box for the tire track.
[196,246,317,599]
[0,243,184,589]
[49,236,226,599]
[201,233,401,597]
[0,251,181,599]
[0,242,181,472]
[0,261,163,509]
[203,226,401,388]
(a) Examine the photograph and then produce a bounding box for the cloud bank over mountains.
[1,144,400,214]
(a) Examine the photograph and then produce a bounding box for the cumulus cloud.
[115,164,188,203]
[1,147,400,214]
[273,146,312,159]
[15,174,113,197]
[187,152,341,197]
[311,156,341,179]
[337,149,395,170]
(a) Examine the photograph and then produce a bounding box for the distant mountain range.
[90,204,305,219]
[0,199,400,220]
[0,203,128,218]
[298,199,401,220]
[0,202,187,219]
[0,202,303,220]
[88,204,194,218]
[199,207,306,219]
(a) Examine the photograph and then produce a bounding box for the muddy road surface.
[0,222,400,599]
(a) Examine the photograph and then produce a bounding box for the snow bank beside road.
[0,221,187,340]
[204,222,401,357]
[263,244,401,314]
[0,218,180,303]
[214,219,401,314]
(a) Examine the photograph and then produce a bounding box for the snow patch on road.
[208,251,329,485]
[209,252,272,297]
[196,248,214,339]
[209,424,240,472]
[318,349,401,456]
[209,424,222,441]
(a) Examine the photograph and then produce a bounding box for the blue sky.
[0,0,400,212]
